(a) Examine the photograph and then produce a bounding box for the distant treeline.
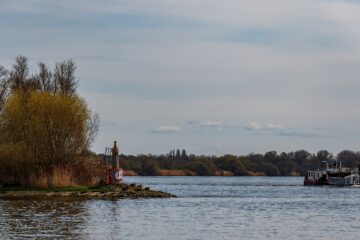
[113,149,360,176]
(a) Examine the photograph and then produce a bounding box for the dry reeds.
[0,149,106,188]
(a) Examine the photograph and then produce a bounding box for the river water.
[1,176,360,239]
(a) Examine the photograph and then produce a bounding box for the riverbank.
[0,183,175,200]
[123,169,302,176]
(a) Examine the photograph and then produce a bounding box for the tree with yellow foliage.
[0,56,102,187]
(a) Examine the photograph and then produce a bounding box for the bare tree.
[37,62,53,92]
[0,66,9,112]
[9,56,29,91]
[84,113,100,152]
[6,56,79,94]
[54,59,77,95]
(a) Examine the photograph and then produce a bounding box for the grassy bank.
[0,183,175,200]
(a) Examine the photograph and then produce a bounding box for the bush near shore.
[0,56,104,188]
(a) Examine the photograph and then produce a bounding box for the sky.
[1,0,360,156]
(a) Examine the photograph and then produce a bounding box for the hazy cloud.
[245,122,261,130]
[246,122,286,131]
[245,122,325,138]
[151,126,184,134]
[266,123,286,130]
[213,144,223,150]
[277,130,324,138]
[188,121,224,130]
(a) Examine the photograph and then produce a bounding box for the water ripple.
[1,177,360,240]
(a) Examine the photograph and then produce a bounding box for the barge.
[304,160,360,186]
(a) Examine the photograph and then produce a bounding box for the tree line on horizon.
[116,149,360,176]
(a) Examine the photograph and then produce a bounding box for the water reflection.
[1,177,360,240]
[0,198,145,239]
[82,200,125,239]
[0,199,87,239]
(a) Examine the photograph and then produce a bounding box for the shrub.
[0,57,100,187]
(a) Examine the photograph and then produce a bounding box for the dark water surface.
[1,176,360,239]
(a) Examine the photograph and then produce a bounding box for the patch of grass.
[0,185,93,192]
[1,184,126,192]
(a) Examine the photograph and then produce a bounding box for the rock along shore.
[0,183,175,200]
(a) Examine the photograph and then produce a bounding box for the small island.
[0,56,174,199]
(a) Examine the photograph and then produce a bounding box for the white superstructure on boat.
[304,160,360,186]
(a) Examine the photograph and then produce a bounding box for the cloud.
[151,126,184,134]
[187,120,225,131]
[245,122,326,138]
[277,129,323,138]
[245,122,261,130]
[200,121,223,128]
[246,122,285,131]
[213,144,223,150]
[266,123,286,130]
